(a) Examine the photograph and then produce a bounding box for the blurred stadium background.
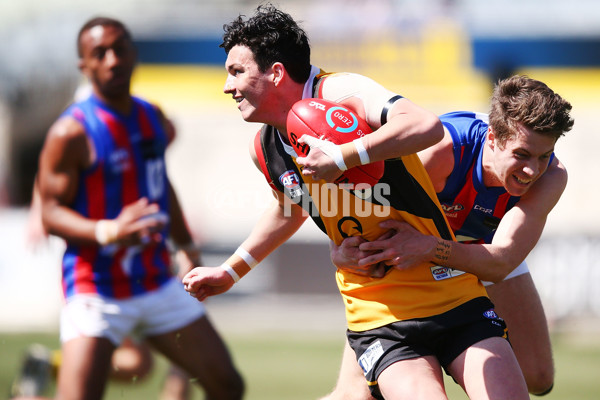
[1,0,600,398]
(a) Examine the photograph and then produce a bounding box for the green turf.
[2,332,599,399]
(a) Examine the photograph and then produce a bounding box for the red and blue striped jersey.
[437,111,520,244]
[60,94,172,299]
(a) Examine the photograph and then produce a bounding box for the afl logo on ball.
[326,106,359,134]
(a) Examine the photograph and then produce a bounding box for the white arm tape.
[220,263,240,283]
[301,135,348,171]
[235,247,258,269]
[353,137,370,165]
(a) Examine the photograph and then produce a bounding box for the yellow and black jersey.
[253,69,487,331]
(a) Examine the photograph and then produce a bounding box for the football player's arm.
[358,99,443,162]
[155,105,176,145]
[359,158,567,282]
[330,125,455,276]
[443,157,568,282]
[183,191,307,300]
[38,117,99,244]
[25,176,50,247]
[39,117,170,247]
[416,126,455,192]
[296,74,443,181]
[182,140,308,300]
[167,180,203,274]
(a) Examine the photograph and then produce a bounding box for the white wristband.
[220,263,240,283]
[301,135,348,171]
[95,220,119,245]
[235,247,258,269]
[353,138,370,165]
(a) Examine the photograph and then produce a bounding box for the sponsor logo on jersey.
[474,204,493,214]
[442,203,464,218]
[279,170,304,199]
[430,265,466,281]
[483,308,504,327]
[109,148,131,173]
[442,203,464,213]
[358,340,384,375]
[483,309,500,320]
[280,170,300,187]
[337,216,363,238]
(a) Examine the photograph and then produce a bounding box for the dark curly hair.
[489,75,574,145]
[221,4,311,84]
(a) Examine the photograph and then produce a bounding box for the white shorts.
[60,278,205,346]
[481,260,530,287]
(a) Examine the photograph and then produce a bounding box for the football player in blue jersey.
[11,16,243,400]
[325,74,573,399]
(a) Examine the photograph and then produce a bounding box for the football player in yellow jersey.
[183,4,528,399]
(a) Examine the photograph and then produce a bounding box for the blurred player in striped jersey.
[11,16,243,400]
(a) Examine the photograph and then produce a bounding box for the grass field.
[2,331,599,400]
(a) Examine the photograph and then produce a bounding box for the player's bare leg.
[56,337,116,400]
[147,315,244,400]
[487,273,554,395]
[448,337,529,400]
[319,340,374,400]
[377,356,447,400]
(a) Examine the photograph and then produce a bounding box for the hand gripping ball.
[286,98,384,186]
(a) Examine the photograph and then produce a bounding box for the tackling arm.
[444,157,568,282]
[357,158,567,282]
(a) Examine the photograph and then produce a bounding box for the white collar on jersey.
[277,65,320,158]
[302,65,321,100]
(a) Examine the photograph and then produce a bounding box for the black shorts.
[347,296,507,399]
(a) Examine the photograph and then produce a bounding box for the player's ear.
[78,58,90,77]
[272,62,285,87]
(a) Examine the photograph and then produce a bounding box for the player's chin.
[237,101,252,116]
[507,177,533,196]
[241,111,261,124]
[101,82,130,99]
